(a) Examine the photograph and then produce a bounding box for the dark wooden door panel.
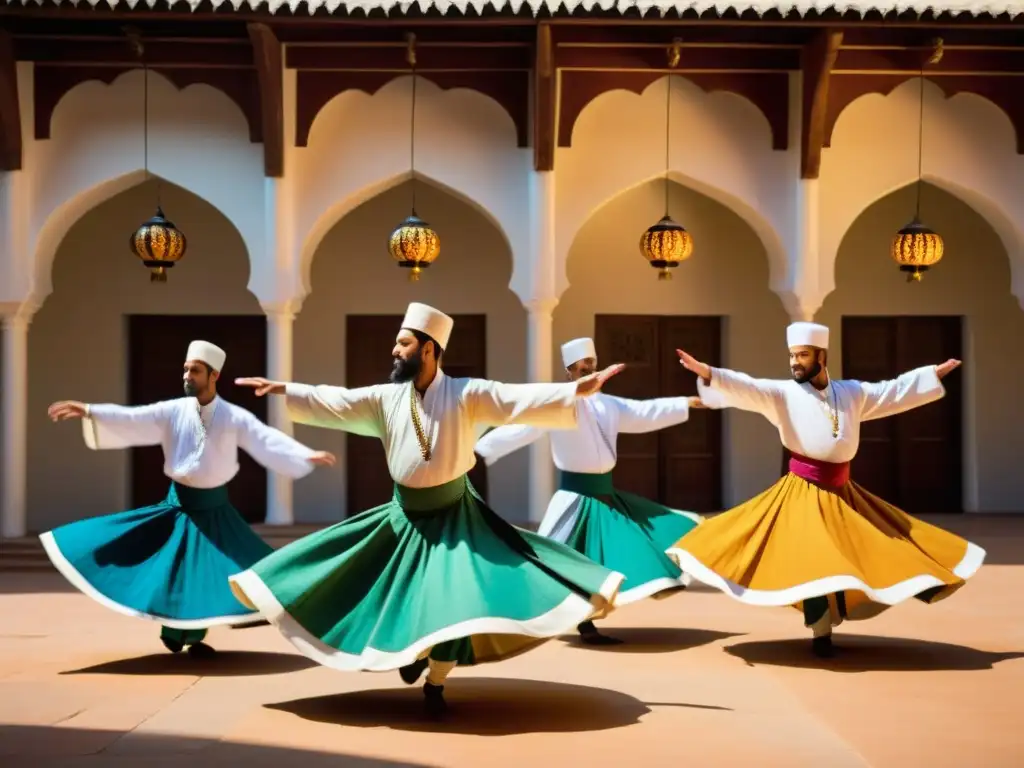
[842,316,962,514]
[127,315,268,523]
[345,314,488,514]
[595,314,723,512]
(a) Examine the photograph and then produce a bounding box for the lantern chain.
[406,32,418,216]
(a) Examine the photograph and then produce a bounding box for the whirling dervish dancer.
[228,303,627,717]
[475,336,704,645]
[41,341,335,657]
[668,322,985,658]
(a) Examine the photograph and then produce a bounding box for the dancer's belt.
[166,482,230,511]
[558,470,615,497]
[392,475,468,512]
[788,453,850,489]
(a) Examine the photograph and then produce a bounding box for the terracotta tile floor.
[1,516,1022,767]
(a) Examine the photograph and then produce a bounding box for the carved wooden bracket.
[247,23,284,178]
[533,22,555,172]
[800,29,843,179]
[0,31,22,171]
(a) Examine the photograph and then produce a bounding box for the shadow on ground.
[60,651,317,677]
[725,634,1024,672]
[561,627,742,654]
[268,677,656,735]
[0,725,432,766]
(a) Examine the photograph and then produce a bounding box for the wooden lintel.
[0,31,22,172]
[800,29,843,180]
[533,22,556,172]
[247,23,284,178]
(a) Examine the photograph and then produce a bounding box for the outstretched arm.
[49,400,173,450]
[858,360,958,421]
[611,395,700,434]
[676,350,783,421]
[475,423,547,466]
[234,377,386,438]
[464,364,626,429]
[236,410,336,479]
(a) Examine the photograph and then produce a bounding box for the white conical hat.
[401,302,454,350]
[786,322,829,350]
[185,340,226,371]
[561,337,596,367]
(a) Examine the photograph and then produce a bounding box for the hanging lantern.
[891,217,943,282]
[640,215,693,281]
[130,206,187,283]
[388,213,440,282]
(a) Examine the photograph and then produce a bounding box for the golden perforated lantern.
[388,213,440,282]
[639,215,694,281]
[891,217,944,282]
[130,206,187,283]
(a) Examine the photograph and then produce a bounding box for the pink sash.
[788,452,850,489]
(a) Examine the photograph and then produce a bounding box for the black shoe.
[423,682,447,718]
[161,636,184,654]
[230,618,270,629]
[578,621,624,646]
[400,657,429,685]
[811,635,835,659]
[187,642,217,659]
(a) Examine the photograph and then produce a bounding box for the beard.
[390,349,423,383]
[791,360,822,384]
[183,381,200,397]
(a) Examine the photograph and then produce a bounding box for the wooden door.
[841,316,963,513]
[594,315,723,512]
[127,315,268,523]
[345,315,488,515]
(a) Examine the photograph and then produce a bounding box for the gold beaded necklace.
[817,381,840,438]
[409,384,432,462]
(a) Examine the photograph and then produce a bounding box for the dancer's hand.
[576,364,626,397]
[234,377,286,396]
[308,451,336,467]
[687,396,707,409]
[676,349,711,381]
[48,401,88,421]
[935,359,962,379]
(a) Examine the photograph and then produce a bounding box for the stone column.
[263,303,297,525]
[523,169,559,524]
[1,310,30,538]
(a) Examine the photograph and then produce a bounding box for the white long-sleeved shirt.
[83,396,318,488]
[285,369,579,488]
[475,393,691,474]
[697,365,945,464]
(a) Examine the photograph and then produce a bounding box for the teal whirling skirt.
[40,482,271,629]
[558,470,703,605]
[228,475,624,672]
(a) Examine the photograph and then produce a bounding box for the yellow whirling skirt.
[666,473,986,623]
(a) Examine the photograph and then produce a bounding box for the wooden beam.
[800,29,843,180]
[533,21,556,172]
[247,23,284,178]
[0,31,22,171]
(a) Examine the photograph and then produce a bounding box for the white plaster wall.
[819,183,1024,513]
[821,78,1024,308]
[27,179,260,531]
[28,69,265,308]
[555,75,795,302]
[293,77,532,303]
[293,180,529,523]
[556,179,791,505]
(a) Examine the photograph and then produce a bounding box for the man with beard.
[41,340,336,657]
[474,336,705,645]
[228,303,628,717]
[667,322,985,658]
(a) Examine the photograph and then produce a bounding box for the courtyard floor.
[1,516,1022,767]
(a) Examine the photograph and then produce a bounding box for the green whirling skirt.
[558,471,703,605]
[40,482,271,628]
[229,475,624,672]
